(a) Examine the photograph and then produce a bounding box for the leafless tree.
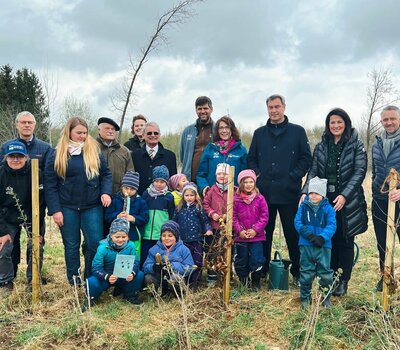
[362,68,400,153]
[113,0,203,131]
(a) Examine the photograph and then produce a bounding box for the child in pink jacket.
[233,169,269,290]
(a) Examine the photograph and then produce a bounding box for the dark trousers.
[184,241,203,286]
[264,203,300,277]
[235,241,265,279]
[372,198,400,272]
[300,245,333,301]
[140,239,157,267]
[327,194,354,282]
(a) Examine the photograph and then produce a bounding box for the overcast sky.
[2,0,399,134]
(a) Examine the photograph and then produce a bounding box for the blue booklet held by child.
[113,254,135,279]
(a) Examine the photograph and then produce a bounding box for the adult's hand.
[333,195,346,211]
[0,234,12,252]
[390,189,400,202]
[101,194,112,207]
[299,194,306,206]
[53,212,64,227]
[202,186,210,198]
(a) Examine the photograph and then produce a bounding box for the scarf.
[240,191,257,204]
[107,234,128,251]
[216,182,228,192]
[381,128,400,158]
[217,138,236,155]
[68,140,84,156]
[147,183,169,197]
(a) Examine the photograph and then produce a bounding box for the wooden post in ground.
[223,165,235,309]
[31,159,40,304]
[382,168,399,312]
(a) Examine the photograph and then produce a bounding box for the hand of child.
[313,236,325,248]
[239,230,247,239]
[118,211,127,219]
[108,275,117,284]
[126,273,134,282]
[204,230,213,236]
[0,234,12,252]
[246,229,256,238]
[202,186,210,197]
[212,213,220,221]
[125,214,135,222]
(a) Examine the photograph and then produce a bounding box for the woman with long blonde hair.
[45,117,112,285]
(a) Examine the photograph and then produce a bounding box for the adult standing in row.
[301,108,368,296]
[97,117,134,195]
[196,115,247,196]
[45,117,112,285]
[179,96,215,183]
[248,95,312,286]
[0,111,52,281]
[124,114,147,154]
[371,105,400,292]
[132,122,177,195]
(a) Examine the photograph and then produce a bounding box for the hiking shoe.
[322,295,332,308]
[125,295,143,305]
[112,286,123,297]
[251,279,261,291]
[81,298,95,312]
[332,281,348,296]
[375,277,383,292]
[293,277,301,288]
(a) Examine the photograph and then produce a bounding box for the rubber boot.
[332,281,348,296]
[322,294,332,308]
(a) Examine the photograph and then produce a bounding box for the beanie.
[168,173,186,191]
[152,165,169,183]
[161,220,180,240]
[182,182,198,195]
[238,169,257,184]
[122,171,140,190]
[109,218,130,235]
[215,163,229,175]
[308,176,327,198]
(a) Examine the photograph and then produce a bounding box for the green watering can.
[268,251,292,291]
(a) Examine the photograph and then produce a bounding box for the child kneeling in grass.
[85,218,144,308]
[143,220,194,296]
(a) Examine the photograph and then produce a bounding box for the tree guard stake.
[31,159,40,304]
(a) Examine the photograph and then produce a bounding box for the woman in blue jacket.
[45,117,112,285]
[196,116,247,196]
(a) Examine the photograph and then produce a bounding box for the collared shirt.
[146,144,159,158]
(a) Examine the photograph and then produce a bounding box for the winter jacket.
[0,162,45,237]
[171,190,183,207]
[132,143,177,195]
[232,192,269,243]
[372,136,400,200]
[124,136,145,154]
[142,190,175,241]
[105,192,149,241]
[247,116,312,204]
[179,121,215,181]
[91,238,139,281]
[196,140,247,193]
[44,151,112,215]
[302,129,368,238]
[295,197,336,249]
[97,137,134,195]
[203,184,228,230]
[173,203,212,242]
[0,135,53,171]
[143,239,194,276]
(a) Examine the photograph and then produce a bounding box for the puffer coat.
[302,129,368,238]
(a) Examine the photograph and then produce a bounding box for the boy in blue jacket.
[295,177,336,309]
[85,218,144,309]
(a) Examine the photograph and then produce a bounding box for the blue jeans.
[234,241,266,279]
[86,271,144,300]
[60,206,103,283]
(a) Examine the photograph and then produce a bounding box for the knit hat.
[182,182,198,195]
[5,141,27,156]
[161,220,180,240]
[109,218,130,235]
[152,165,169,183]
[215,163,229,175]
[122,171,140,190]
[238,169,257,184]
[308,176,327,197]
[168,173,186,191]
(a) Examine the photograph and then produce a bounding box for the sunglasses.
[146,131,160,136]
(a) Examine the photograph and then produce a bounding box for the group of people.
[0,95,399,310]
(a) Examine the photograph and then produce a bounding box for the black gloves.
[307,234,325,248]
[153,263,164,274]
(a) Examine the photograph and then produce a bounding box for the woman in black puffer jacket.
[301,108,368,296]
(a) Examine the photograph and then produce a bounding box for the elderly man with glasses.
[132,122,177,195]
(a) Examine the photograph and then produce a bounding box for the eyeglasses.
[17,121,35,125]
[7,154,25,159]
[146,131,160,136]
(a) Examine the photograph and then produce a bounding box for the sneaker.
[293,277,301,288]
[125,295,143,305]
[375,277,383,292]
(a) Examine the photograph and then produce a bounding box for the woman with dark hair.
[300,108,368,296]
[196,115,247,196]
[124,114,147,153]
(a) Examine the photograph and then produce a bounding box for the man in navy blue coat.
[247,95,312,287]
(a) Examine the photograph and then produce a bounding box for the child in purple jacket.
[233,169,269,290]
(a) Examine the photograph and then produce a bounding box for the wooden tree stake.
[31,159,40,304]
[223,165,235,308]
